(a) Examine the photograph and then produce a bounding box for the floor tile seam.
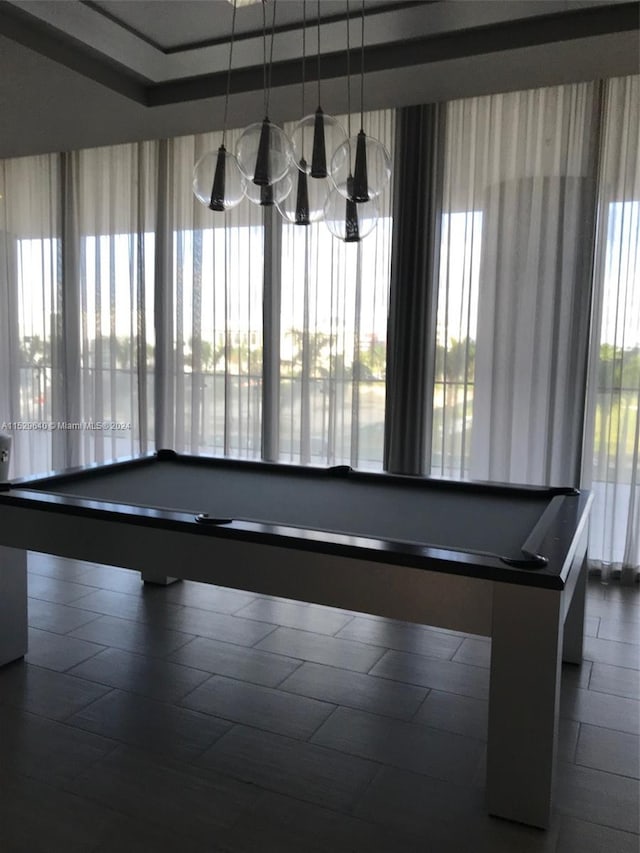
[307,727,486,794]
[276,681,431,723]
[167,647,306,682]
[561,684,640,708]
[556,756,640,783]
[250,639,387,674]
[333,629,468,660]
[583,655,640,672]
[26,627,109,663]
[60,774,240,845]
[558,711,640,737]
[554,804,640,837]
[583,658,640,673]
[62,598,187,625]
[56,684,119,724]
[57,676,242,722]
[329,612,357,638]
[165,595,267,619]
[62,657,212,702]
[26,612,105,638]
[366,669,489,701]
[555,813,640,841]
[58,731,124,787]
[68,638,227,672]
[255,623,395,655]
[177,672,339,724]
[583,683,640,701]
[226,782,389,838]
[269,658,307,690]
[58,645,111,674]
[572,755,640,781]
[372,647,495,674]
[193,729,383,811]
[594,628,640,644]
[62,715,234,770]
[26,590,105,608]
[310,702,488,747]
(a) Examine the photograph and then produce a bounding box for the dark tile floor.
[0,554,638,852]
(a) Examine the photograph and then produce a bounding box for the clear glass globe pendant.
[291,108,347,179]
[331,130,391,202]
[277,160,329,225]
[236,118,293,188]
[193,145,244,212]
[244,168,293,207]
[324,178,379,243]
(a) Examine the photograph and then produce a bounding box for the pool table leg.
[562,554,587,665]
[0,545,28,666]
[140,569,180,585]
[487,582,563,828]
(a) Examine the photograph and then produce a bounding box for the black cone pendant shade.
[311,107,328,178]
[351,130,369,202]
[253,118,272,186]
[344,176,360,242]
[295,162,311,225]
[209,145,227,211]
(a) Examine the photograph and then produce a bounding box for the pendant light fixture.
[291,0,347,180]
[324,0,378,242]
[236,0,293,197]
[330,0,391,203]
[277,0,329,225]
[193,0,244,211]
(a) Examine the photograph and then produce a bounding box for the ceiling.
[0,0,637,158]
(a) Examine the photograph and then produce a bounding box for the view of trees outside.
[431,212,481,478]
[592,201,640,486]
[278,216,392,469]
[14,201,638,478]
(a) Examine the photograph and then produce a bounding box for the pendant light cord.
[346,0,351,141]
[221,0,238,146]
[266,0,278,117]
[360,0,365,132]
[301,0,306,118]
[262,1,268,116]
[316,0,321,107]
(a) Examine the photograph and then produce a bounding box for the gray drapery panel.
[154,139,174,451]
[471,176,597,486]
[53,151,82,469]
[262,206,282,462]
[0,228,20,428]
[384,104,444,475]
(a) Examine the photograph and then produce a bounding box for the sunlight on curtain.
[279,110,394,469]
[71,143,157,465]
[432,83,597,486]
[583,76,640,581]
[163,130,264,458]
[0,154,61,477]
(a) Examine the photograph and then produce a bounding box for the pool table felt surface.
[17,456,576,566]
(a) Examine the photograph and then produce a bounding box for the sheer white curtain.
[432,83,597,486]
[279,109,394,469]
[65,142,157,467]
[583,75,640,582]
[157,130,264,458]
[0,154,61,477]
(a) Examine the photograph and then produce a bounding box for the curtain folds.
[0,111,393,476]
[0,153,61,475]
[583,75,640,582]
[432,75,639,577]
[279,110,394,470]
[435,83,599,485]
[384,104,443,476]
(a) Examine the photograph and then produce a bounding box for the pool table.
[0,450,592,828]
